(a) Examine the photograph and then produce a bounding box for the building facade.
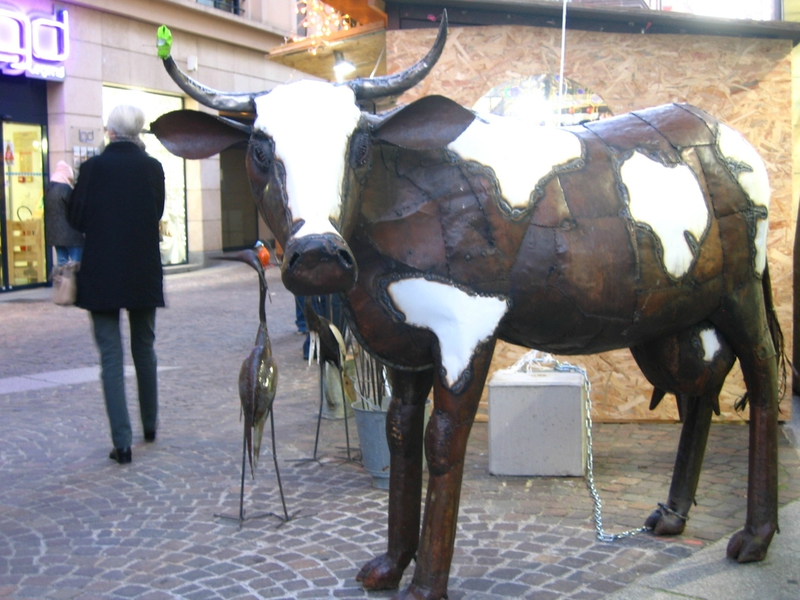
[1,0,302,291]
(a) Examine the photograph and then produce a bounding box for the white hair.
[106,105,145,140]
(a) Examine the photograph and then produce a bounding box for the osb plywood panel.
[387,26,794,422]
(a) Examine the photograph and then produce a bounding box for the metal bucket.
[352,397,432,490]
[352,401,391,489]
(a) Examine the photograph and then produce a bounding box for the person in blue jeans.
[301,295,345,360]
[68,105,166,465]
[44,161,83,266]
[295,295,307,335]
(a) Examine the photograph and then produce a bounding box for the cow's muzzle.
[281,234,357,295]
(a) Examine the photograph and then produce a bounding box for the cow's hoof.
[356,554,403,591]
[726,524,776,563]
[644,504,687,535]
[394,584,445,600]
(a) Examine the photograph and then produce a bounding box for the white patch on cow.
[253,81,361,238]
[620,151,708,279]
[716,124,771,275]
[754,218,769,275]
[717,124,770,210]
[698,328,722,363]
[387,278,508,387]
[447,114,582,209]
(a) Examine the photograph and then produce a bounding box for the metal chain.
[507,351,647,542]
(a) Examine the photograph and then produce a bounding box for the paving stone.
[1,263,799,599]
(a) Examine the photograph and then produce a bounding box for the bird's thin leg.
[270,410,290,521]
[215,429,249,528]
[238,430,247,529]
[340,373,352,461]
[312,362,325,461]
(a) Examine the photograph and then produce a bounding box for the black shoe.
[144,430,156,442]
[109,447,132,464]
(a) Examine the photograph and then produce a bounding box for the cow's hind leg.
[645,396,714,534]
[357,367,434,591]
[712,278,780,563]
[631,324,735,535]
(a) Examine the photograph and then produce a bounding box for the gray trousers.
[91,308,158,449]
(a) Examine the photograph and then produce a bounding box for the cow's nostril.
[288,252,301,269]
[338,249,354,268]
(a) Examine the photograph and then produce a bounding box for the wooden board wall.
[387,25,794,422]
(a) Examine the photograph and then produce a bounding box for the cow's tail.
[733,265,788,412]
[764,266,790,405]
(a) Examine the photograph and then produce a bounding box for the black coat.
[68,141,166,311]
[44,182,84,247]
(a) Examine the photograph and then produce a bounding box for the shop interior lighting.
[333,50,355,81]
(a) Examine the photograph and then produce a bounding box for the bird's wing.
[328,323,346,366]
[239,347,261,478]
[308,331,320,366]
[252,355,277,470]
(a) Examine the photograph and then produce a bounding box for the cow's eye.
[250,138,273,170]
[349,131,370,168]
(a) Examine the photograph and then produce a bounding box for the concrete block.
[488,370,587,477]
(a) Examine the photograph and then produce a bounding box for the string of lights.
[292,1,353,55]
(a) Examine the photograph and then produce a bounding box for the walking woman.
[68,105,165,464]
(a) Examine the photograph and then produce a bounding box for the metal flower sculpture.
[303,296,352,461]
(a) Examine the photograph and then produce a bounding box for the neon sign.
[0,6,69,81]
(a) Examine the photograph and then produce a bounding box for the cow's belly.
[498,275,723,355]
[498,212,728,354]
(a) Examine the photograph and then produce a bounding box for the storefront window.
[102,86,187,265]
[2,122,46,287]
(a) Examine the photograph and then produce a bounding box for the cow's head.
[152,13,474,295]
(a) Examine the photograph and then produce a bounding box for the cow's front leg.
[396,340,496,600]
[358,367,434,591]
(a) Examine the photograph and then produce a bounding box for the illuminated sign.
[0,6,69,81]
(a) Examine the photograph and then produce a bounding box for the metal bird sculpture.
[215,246,294,527]
[236,248,277,475]
[303,296,352,461]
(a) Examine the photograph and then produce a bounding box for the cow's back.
[502,104,762,354]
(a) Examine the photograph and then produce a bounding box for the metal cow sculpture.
[152,15,783,600]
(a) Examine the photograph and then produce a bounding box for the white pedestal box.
[488,370,587,477]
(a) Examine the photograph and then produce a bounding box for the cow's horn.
[162,55,257,114]
[344,10,448,101]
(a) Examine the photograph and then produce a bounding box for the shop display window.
[2,122,46,287]
[102,86,187,266]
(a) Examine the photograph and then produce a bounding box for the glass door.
[2,122,47,289]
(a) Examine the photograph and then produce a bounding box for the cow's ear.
[151,110,251,159]
[373,95,475,149]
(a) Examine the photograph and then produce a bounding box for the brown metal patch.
[554,216,637,320]
[633,104,715,149]
[559,129,625,219]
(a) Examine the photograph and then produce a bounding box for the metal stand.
[294,361,354,465]
[215,411,299,528]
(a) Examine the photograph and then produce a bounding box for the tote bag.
[52,261,79,306]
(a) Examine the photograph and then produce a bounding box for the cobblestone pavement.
[1,262,799,599]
